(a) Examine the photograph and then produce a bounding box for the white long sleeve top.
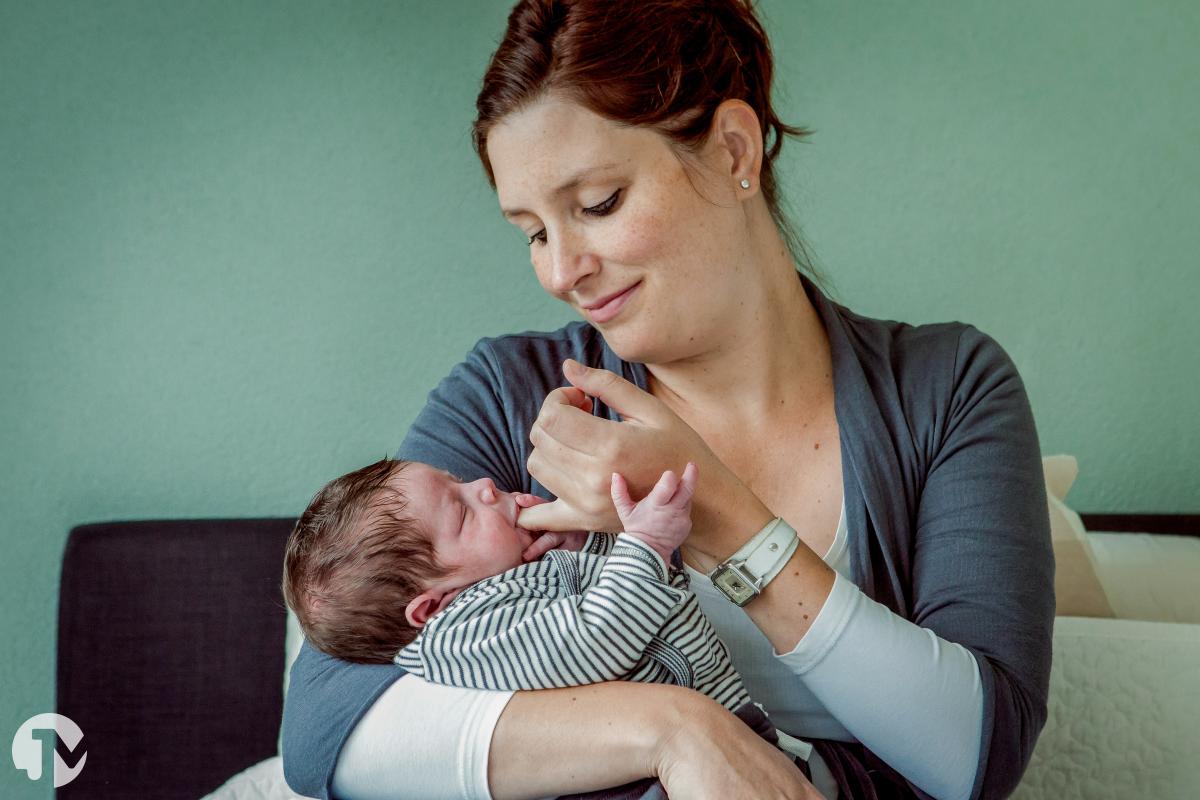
[333,498,984,800]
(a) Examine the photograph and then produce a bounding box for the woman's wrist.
[689,470,775,563]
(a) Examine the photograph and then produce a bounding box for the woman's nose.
[545,229,598,295]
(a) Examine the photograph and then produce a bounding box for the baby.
[283,456,756,704]
[283,456,815,783]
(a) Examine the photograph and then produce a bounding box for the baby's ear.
[404,592,441,627]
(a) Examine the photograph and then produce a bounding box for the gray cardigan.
[280,271,1054,800]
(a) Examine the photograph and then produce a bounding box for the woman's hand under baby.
[610,462,698,564]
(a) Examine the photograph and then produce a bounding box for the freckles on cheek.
[619,210,666,262]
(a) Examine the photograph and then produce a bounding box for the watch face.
[712,566,757,606]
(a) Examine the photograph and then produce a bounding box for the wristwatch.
[708,517,800,606]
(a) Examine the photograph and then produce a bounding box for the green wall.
[2,1,1196,794]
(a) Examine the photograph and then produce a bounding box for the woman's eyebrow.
[501,161,620,219]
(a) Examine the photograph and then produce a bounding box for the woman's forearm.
[488,680,696,800]
[683,475,837,654]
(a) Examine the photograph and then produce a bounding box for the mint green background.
[2,1,1196,795]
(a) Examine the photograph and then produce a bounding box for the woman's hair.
[472,0,829,291]
[281,458,457,663]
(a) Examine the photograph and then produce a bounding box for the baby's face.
[399,463,536,588]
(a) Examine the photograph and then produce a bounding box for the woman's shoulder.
[462,321,641,409]
[832,300,1019,394]
[468,320,604,371]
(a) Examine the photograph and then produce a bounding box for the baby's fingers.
[645,469,680,506]
[523,532,564,562]
[610,472,636,519]
[669,462,698,507]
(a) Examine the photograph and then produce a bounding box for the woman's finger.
[531,398,613,457]
[516,498,594,533]
[513,492,549,508]
[543,384,592,414]
[562,359,660,424]
[525,437,589,502]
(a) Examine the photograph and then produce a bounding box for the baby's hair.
[282,457,458,663]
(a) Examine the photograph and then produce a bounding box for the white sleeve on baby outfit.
[331,673,514,800]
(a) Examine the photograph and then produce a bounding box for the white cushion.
[279,609,304,753]
[1013,616,1200,799]
[1042,455,1115,617]
[201,755,315,800]
[1089,531,1200,624]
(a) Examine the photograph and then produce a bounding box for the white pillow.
[1042,455,1115,618]
[201,755,314,800]
[279,609,304,753]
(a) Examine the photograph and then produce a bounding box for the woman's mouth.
[583,281,640,324]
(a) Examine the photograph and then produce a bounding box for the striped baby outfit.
[394,531,754,713]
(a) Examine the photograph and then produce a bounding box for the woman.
[281,1,1054,798]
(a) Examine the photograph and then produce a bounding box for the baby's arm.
[395,535,685,688]
[395,467,698,691]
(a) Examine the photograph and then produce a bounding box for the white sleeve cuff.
[332,673,515,799]
[771,572,984,800]
[773,570,858,669]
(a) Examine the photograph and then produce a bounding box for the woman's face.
[487,93,754,365]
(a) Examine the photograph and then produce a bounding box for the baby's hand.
[515,493,589,561]
[522,530,590,562]
[610,462,698,564]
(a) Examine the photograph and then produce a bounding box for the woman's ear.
[709,98,763,189]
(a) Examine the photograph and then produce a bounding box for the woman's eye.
[525,189,622,248]
[584,189,621,217]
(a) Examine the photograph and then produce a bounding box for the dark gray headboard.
[56,519,294,799]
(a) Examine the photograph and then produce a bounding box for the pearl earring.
[739,179,751,189]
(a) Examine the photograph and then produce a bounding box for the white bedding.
[1012,616,1200,800]
[201,755,310,800]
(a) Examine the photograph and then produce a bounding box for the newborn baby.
[283,456,816,794]
[283,456,751,711]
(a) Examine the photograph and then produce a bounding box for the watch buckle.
[710,561,761,607]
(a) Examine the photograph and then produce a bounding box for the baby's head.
[283,458,534,663]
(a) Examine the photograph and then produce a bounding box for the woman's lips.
[583,281,640,324]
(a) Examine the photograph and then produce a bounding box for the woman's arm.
[777,572,984,800]
[331,669,819,800]
[332,673,515,799]
[489,682,822,800]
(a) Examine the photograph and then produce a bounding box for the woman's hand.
[654,696,826,800]
[518,359,766,555]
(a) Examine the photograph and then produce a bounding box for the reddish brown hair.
[472,0,829,289]
[282,458,457,663]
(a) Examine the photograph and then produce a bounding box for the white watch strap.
[740,517,800,588]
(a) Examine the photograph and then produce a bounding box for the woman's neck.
[645,262,833,437]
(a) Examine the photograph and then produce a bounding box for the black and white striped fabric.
[394,531,754,712]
